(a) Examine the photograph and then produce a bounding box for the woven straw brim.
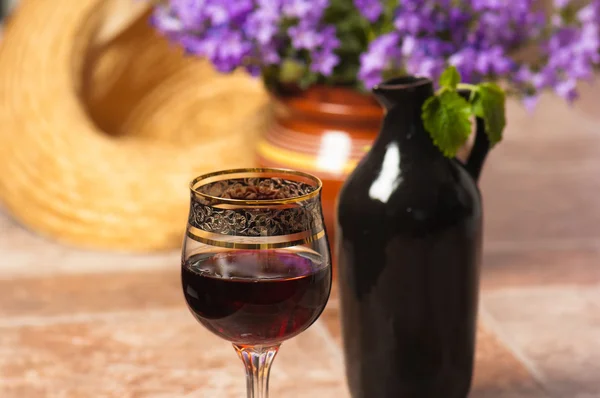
[0,0,269,251]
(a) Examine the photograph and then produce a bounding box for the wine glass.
[182,168,332,398]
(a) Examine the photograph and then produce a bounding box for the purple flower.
[447,8,471,42]
[282,0,312,18]
[288,19,341,75]
[514,66,533,83]
[577,3,599,23]
[261,44,282,65]
[288,22,323,50]
[319,25,341,50]
[522,96,539,113]
[555,79,578,102]
[401,37,453,82]
[151,6,183,36]
[244,1,282,46]
[401,36,417,56]
[150,0,600,111]
[358,33,401,88]
[531,69,556,90]
[470,0,507,12]
[205,29,252,72]
[290,22,341,68]
[311,48,339,75]
[171,0,208,30]
[394,10,436,35]
[308,25,340,75]
[244,64,262,77]
[475,47,513,76]
[554,0,572,9]
[282,0,328,20]
[204,3,228,25]
[179,33,217,58]
[204,0,253,25]
[354,0,383,22]
[245,12,279,45]
[449,48,478,82]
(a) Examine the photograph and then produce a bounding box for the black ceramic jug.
[336,76,489,398]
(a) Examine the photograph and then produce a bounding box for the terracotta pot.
[256,85,383,261]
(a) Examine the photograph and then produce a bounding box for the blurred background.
[0,0,17,19]
[1,0,600,397]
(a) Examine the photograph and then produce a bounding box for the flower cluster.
[153,0,600,107]
[518,1,600,107]
[152,0,339,77]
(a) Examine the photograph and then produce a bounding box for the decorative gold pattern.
[190,168,322,205]
[188,175,324,238]
[198,177,315,201]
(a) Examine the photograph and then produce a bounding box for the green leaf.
[278,59,306,84]
[472,83,506,146]
[298,72,319,89]
[422,90,472,158]
[439,66,461,90]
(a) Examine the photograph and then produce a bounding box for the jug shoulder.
[337,158,481,238]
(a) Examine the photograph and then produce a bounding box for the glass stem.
[234,344,280,398]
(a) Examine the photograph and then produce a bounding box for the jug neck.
[371,76,439,155]
[373,76,434,112]
[371,76,490,183]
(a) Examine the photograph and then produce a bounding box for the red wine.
[182,250,331,346]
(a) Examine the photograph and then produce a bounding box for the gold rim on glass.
[186,229,326,250]
[189,168,323,205]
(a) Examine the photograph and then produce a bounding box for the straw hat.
[0,0,269,251]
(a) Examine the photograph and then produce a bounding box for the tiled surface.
[481,248,600,290]
[2,88,600,397]
[0,214,179,278]
[483,169,600,244]
[483,287,600,398]
[321,303,547,398]
[0,270,181,317]
[0,310,346,397]
[470,328,547,398]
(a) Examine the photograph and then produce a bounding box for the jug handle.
[459,90,490,183]
[464,117,490,183]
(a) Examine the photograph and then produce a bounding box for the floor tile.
[482,286,600,397]
[502,94,600,145]
[320,303,343,348]
[481,248,600,290]
[0,309,345,398]
[470,327,547,398]
[0,211,178,278]
[0,270,182,318]
[480,168,600,245]
[320,300,544,397]
[484,135,600,173]
[479,93,600,248]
